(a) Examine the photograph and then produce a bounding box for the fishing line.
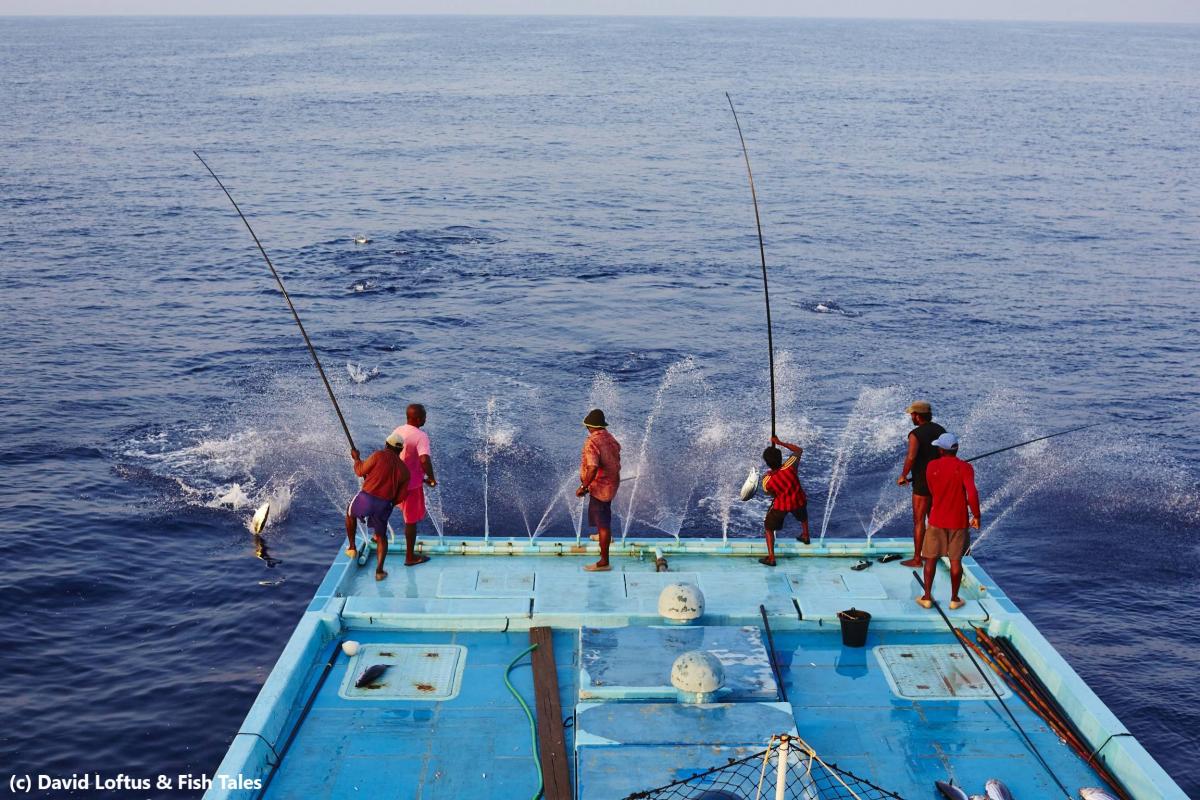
[965,422,1102,463]
[726,93,777,439]
[911,571,1072,799]
[194,151,357,453]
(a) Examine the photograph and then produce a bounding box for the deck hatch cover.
[338,644,466,701]
[874,644,1011,700]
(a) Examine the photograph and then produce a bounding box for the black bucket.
[838,608,871,648]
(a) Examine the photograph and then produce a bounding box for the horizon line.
[1,11,1199,25]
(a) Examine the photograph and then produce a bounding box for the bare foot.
[404,555,431,567]
[375,570,388,581]
[915,596,933,609]
[758,557,777,567]
[589,533,600,541]
[798,534,810,545]
[584,562,611,572]
[900,557,923,568]
[345,548,357,558]
[948,598,965,610]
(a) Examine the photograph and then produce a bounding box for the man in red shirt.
[758,434,810,567]
[917,432,980,610]
[576,409,621,572]
[345,431,410,581]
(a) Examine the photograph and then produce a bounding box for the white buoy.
[670,650,724,703]
[739,467,759,501]
[658,582,704,624]
[341,640,360,657]
[250,502,270,534]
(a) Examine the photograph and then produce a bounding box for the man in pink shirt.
[917,432,981,610]
[575,408,621,572]
[389,403,437,567]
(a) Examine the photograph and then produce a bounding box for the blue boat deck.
[207,538,1187,799]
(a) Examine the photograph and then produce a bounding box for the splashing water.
[345,362,380,384]
[620,357,706,541]
[819,386,906,542]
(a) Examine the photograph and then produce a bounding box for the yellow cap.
[905,401,932,415]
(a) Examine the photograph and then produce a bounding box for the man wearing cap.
[390,403,436,567]
[345,432,410,581]
[917,432,981,610]
[575,409,621,572]
[897,401,946,568]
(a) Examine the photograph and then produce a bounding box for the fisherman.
[575,409,621,572]
[897,400,947,568]
[916,432,980,610]
[757,435,809,566]
[346,431,409,581]
[389,403,436,567]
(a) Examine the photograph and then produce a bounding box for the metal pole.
[774,735,789,800]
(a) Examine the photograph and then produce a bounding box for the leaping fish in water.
[1079,790,1119,800]
[936,781,970,800]
[985,779,1014,800]
[355,664,389,688]
[352,234,370,244]
[250,502,270,534]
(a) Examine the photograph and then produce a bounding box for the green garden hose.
[505,643,544,800]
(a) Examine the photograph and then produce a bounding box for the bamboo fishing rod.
[726,93,777,440]
[194,151,357,454]
[965,422,1101,463]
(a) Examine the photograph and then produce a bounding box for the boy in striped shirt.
[759,434,810,567]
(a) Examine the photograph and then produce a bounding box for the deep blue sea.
[1,15,1198,798]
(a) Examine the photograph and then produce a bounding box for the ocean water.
[1,15,1198,797]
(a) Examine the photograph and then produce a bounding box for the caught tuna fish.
[250,502,270,534]
[985,779,1014,800]
[935,781,969,800]
[355,664,389,688]
[739,468,759,501]
[1079,790,1119,800]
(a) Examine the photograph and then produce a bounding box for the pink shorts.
[401,484,426,524]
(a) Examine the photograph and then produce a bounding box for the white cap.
[932,432,959,450]
[385,431,404,448]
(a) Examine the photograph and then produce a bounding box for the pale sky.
[2,0,1199,23]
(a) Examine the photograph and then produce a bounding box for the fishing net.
[622,736,905,800]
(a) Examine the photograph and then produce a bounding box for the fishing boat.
[204,535,1187,799]
[193,102,1187,797]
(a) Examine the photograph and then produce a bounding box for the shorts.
[348,491,394,536]
[401,484,426,525]
[765,505,808,531]
[588,497,612,530]
[910,475,932,498]
[922,526,970,559]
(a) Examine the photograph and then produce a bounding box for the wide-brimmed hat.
[905,400,932,415]
[583,409,608,428]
